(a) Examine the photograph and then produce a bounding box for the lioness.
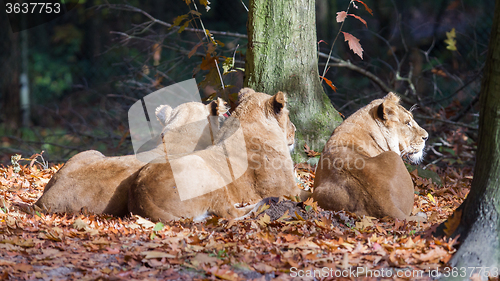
[309,93,428,221]
[35,99,227,216]
[127,88,301,221]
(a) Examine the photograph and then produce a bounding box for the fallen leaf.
[443,209,462,237]
[134,215,155,229]
[191,253,219,267]
[141,251,176,259]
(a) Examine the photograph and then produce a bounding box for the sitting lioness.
[35,99,227,216]
[127,88,301,221]
[308,93,428,221]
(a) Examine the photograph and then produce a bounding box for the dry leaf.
[443,209,462,237]
[134,215,155,229]
[342,32,363,59]
[141,251,176,259]
[336,11,347,22]
[319,76,337,92]
[191,253,219,267]
[354,0,373,15]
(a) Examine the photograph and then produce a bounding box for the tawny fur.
[128,88,300,221]
[35,100,225,215]
[305,93,428,221]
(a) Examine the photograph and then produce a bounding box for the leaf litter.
[0,157,471,280]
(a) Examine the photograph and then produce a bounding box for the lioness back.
[311,93,428,221]
[128,88,300,222]
[35,100,225,216]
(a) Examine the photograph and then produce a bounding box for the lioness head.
[375,92,428,164]
[236,88,296,151]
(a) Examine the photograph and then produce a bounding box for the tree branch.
[102,4,248,39]
[415,115,478,130]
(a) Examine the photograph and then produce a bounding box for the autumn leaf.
[178,21,190,33]
[152,43,161,66]
[134,215,155,228]
[319,76,337,92]
[257,213,271,227]
[336,11,347,23]
[188,10,201,16]
[342,32,364,59]
[355,216,375,230]
[199,0,211,12]
[303,197,318,213]
[171,14,188,28]
[200,53,217,70]
[72,218,89,231]
[443,209,462,237]
[188,42,203,58]
[354,0,373,15]
[348,14,367,27]
[445,28,457,51]
[303,143,321,157]
[191,253,219,267]
[141,251,176,259]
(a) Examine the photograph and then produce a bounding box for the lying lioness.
[35,99,227,216]
[307,93,428,221]
[128,88,301,221]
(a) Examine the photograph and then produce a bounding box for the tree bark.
[436,0,500,278]
[245,0,342,162]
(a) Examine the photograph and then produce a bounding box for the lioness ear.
[377,99,397,122]
[238,88,256,102]
[155,104,173,127]
[384,92,400,104]
[207,98,228,117]
[207,100,218,116]
[271,91,287,114]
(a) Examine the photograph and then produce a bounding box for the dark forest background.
[0,0,493,166]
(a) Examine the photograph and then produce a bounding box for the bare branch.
[102,4,248,39]
[318,52,394,94]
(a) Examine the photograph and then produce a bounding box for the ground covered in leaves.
[0,157,472,280]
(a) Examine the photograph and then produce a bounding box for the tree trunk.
[435,0,500,278]
[245,0,342,162]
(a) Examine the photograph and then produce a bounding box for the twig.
[103,4,248,39]
[318,52,393,94]
[320,0,353,82]
[450,93,480,122]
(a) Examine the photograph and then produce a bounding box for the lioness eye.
[407,121,412,127]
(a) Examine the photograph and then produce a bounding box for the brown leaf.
[191,253,219,267]
[417,247,449,262]
[342,32,364,59]
[336,11,347,23]
[355,216,374,230]
[443,209,462,237]
[303,144,320,157]
[200,53,217,70]
[348,14,367,27]
[354,0,373,15]
[188,42,203,58]
[253,263,275,273]
[141,251,176,259]
[257,214,271,227]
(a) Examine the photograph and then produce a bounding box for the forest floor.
[0,157,474,281]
